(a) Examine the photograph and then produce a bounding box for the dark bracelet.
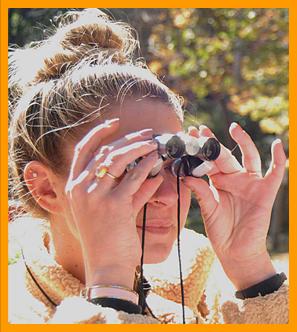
[89,297,142,314]
[235,272,287,300]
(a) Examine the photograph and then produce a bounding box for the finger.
[229,122,262,176]
[114,151,160,196]
[187,125,222,176]
[187,125,199,138]
[133,175,164,213]
[210,172,241,193]
[70,118,119,180]
[199,124,242,174]
[85,128,153,177]
[198,124,213,137]
[191,161,215,177]
[95,141,158,188]
[84,145,117,194]
[264,139,287,191]
[183,176,219,223]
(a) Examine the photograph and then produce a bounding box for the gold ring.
[105,171,118,180]
[95,166,108,179]
[95,166,118,181]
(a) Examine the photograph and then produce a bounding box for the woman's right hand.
[64,118,163,288]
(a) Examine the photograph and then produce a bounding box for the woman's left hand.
[183,123,287,290]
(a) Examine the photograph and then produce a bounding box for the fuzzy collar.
[12,217,215,319]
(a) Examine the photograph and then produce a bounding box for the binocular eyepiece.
[156,132,220,161]
[127,132,221,178]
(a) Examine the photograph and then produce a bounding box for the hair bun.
[60,9,131,51]
[63,22,123,50]
[9,9,139,89]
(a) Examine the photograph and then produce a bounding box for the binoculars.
[127,132,221,178]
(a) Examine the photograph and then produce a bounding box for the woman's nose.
[148,173,178,207]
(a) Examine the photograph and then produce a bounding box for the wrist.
[85,264,137,290]
[221,252,276,290]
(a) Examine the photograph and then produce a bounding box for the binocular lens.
[165,136,186,159]
[201,138,221,161]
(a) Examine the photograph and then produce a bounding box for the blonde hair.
[9,9,184,218]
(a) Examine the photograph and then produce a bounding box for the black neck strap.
[21,248,58,307]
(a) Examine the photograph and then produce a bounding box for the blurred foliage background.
[9,8,288,255]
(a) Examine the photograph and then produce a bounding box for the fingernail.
[274,138,282,145]
[273,138,284,150]
[126,129,152,140]
[199,124,208,130]
[139,128,153,136]
[187,125,197,132]
[199,124,213,137]
[230,122,238,130]
[106,118,120,125]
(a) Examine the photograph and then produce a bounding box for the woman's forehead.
[107,99,183,140]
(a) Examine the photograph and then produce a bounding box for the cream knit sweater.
[8,218,288,324]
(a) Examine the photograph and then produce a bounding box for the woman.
[8,9,288,324]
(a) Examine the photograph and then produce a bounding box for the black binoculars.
[127,132,221,178]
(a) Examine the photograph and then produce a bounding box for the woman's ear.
[23,161,62,214]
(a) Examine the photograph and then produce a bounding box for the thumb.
[183,177,219,222]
